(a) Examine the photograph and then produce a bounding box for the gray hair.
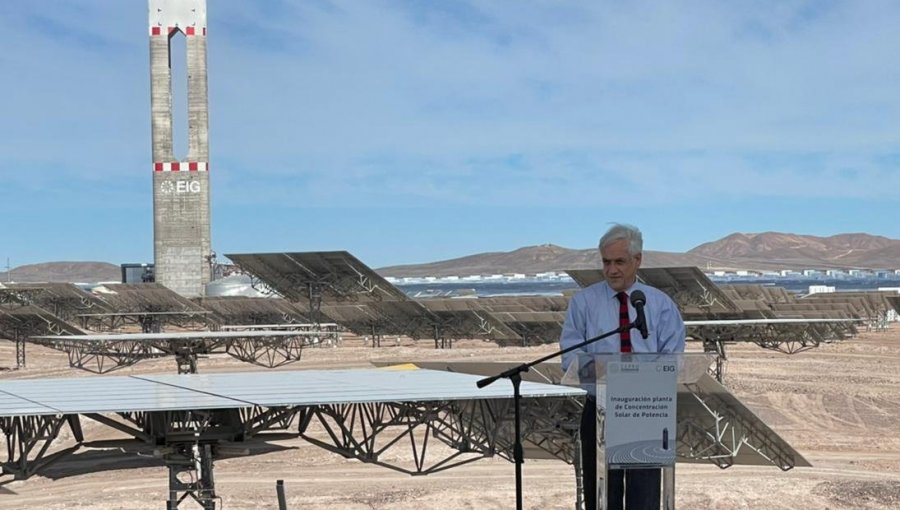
[598,223,643,256]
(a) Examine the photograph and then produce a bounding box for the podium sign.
[562,352,712,509]
[604,358,677,468]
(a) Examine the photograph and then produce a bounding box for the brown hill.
[0,262,120,284]
[689,232,900,269]
[378,244,720,277]
[379,232,900,277]
[6,233,898,282]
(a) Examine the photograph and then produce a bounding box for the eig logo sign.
[159,180,201,194]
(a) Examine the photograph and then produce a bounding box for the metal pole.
[512,373,524,510]
[276,479,288,510]
[572,434,584,510]
[663,465,675,510]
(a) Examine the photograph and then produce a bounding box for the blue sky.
[2,1,899,269]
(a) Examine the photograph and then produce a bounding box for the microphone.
[630,290,649,339]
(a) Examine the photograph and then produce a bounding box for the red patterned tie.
[616,291,632,353]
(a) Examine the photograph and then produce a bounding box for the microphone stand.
[476,319,642,510]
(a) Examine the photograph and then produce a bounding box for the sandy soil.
[1,328,899,509]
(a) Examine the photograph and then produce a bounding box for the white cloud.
[3,1,900,220]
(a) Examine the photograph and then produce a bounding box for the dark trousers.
[580,397,661,510]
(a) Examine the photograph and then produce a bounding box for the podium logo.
[620,363,640,372]
[657,364,676,372]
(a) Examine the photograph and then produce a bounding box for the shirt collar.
[603,280,640,299]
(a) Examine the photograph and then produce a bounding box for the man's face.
[601,239,642,292]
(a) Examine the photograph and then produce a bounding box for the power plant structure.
[149,0,212,297]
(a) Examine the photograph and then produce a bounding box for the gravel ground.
[1,326,899,509]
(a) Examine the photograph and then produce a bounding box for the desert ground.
[0,326,899,509]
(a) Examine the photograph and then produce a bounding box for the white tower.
[149,0,212,297]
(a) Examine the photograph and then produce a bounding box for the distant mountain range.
[377,232,900,277]
[3,233,899,283]
[0,261,120,284]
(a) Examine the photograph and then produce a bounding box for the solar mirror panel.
[30,330,309,343]
[490,311,565,346]
[0,304,85,337]
[366,300,441,339]
[719,284,766,301]
[887,296,900,315]
[848,292,894,314]
[511,296,570,311]
[1,283,113,319]
[568,267,741,314]
[564,269,605,288]
[429,309,521,341]
[227,251,408,303]
[768,303,856,319]
[95,283,207,312]
[0,369,582,418]
[198,296,309,324]
[728,299,777,320]
[0,375,250,417]
[802,295,874,317]
[417,299,521,341]
[144,368,583,405]
[320,304,394,336]
[495,311,567,323]
[475,302,533,313]
[761,286,797,304]
[638,267,742,314]
[476,296,570,313]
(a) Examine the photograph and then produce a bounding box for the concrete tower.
[149,0,211,297]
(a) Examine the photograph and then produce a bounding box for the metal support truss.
[673,287,720,311]
[26,334,311,374]
[350,266,380,297]
[0,414,83,479]
[0,382,802,510]
[688,320,855,382]
[678,382,799,470]
[432,324,452,349]
[239,406,298,437]
[753,323,822,354]
[368,324,383,348]
[77,312,212,334]
[595,381,801,473]
[151,410,244,509]
[702,340,727,383]
[0,314,72,370]
[472,311,503,338]
[225,337,304,369]
[297,401,484,475]
[28,337,161,374]
[0,289,43,307]
[16,335,25,369]
[307,282,323,326]
[166,443,218,510]
[247,275,276,297]
[296,397,579,476]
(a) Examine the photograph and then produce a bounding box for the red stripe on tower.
[186,26,195,36]
[154,162,209,172]
[151,26,161,36]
